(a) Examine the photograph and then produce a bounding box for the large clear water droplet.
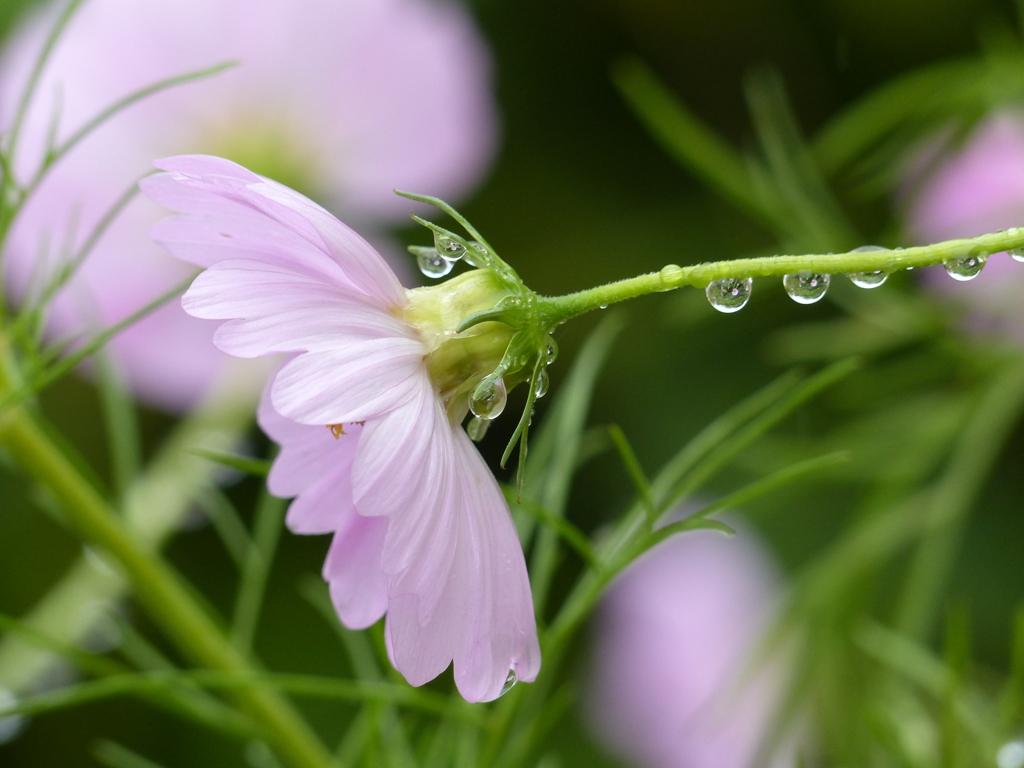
[544,338,558,366]
[848,271,887,288]
[533,368,549,399]
[499,668,518,697]
[847,246,889,289]
[467,416,489,442]
[1011,247,1024,263]
[434,232,466,262]
[783,272,830,304]
[470,378,507,420]
[0,687,24,744]
[705,277,752,313]
[943,253,986,281]
[417,248,453,278]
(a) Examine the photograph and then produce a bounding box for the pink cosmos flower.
[587,526,791,768]
[0,0,497,412]
[141,154,540,702]
[905,112,1024,343]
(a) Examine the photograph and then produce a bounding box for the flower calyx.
[398,191,560,490]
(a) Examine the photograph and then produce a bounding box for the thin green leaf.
[1,670,482,723]
[297,576,383,683]
[0,274,198,415]
[197,488,252,568]
[191,448,270,478]
[895,356,1024,639]
[0,612,123,679]
[501,355,545,498]
[812,59,976,177]
[607,424,656,525]
[24,62,237,200]
[684,450,851,523]
[3,0,87,185]
[744,67,856,250]
[93,740,170,768]
[610,57,776,230]
[16,179,141,333]
[231,490,287,655]
[528,314,623,612]
[96,351,142,503]
[395,191,494,256]
[659,358,860,516]
[0,612,254,739]
[502,486,597,570]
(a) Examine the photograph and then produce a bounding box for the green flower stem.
[0,344,336,768]
[0,361,259,694]
[536,228,1024,326]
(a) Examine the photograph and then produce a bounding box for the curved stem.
[0,339,336,768]
[537,228,1024,326]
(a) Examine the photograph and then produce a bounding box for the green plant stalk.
[0,344,336,768]
[0,358,260,694]
[537,229,1024,326]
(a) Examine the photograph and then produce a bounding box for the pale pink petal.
[270,342,425,426]
[324,515,390,629]
[354,379,540,702]
[588,527,788,768]
[151,157,407,306]
[258,387,388,627]
[257,387,361,531]
[905,112,1024,344]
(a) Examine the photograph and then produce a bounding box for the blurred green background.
[2,0,1024,766]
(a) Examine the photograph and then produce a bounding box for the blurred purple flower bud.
[0,0,498,411]
[906,112,1024,343]
[587,526,793,768]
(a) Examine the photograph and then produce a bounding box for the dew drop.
[416,248,453,278]
[499,669,518,697]
[533,368,549,399]
[1011,247,1024,263]
[434,232,466,261]
[467,416,489,442]
[544,338,558,366]
[599,304,608,309]
[847,245,889,288]
[705,277,752,313]
[0,687,24,744]
[943,253,986,281]
[848,271,887,289]
[469,378,507,420]
[783,272,830,304]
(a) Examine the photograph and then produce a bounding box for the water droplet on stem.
[470,378,507,420]
[783,272,830,304]
[417,249,453,278]
[849,271,887,289]
[434,232,466,261]
[467,416,489,442]
[533,368,549,399]
[944,253,986,281]
[1011,247,1024,263]
[500,669,518,696]
[706,277,752,313]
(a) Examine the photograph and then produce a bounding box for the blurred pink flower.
[143,155,539,702]
[905,112,1024,343]
[0,0,497,411]
[587,527,790,768]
